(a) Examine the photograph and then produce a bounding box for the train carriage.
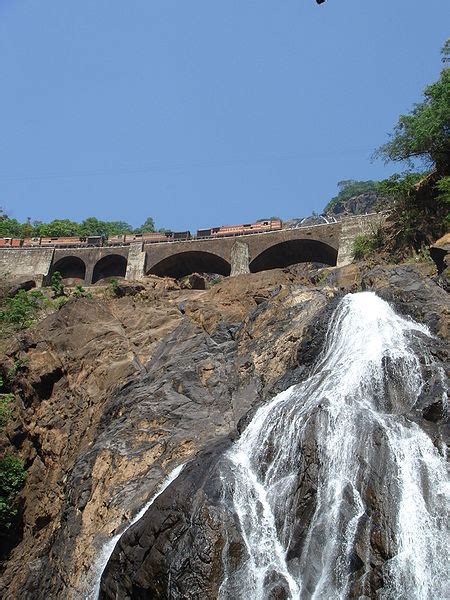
[0,238,22,247]
[172,231,191,241]
[23,237,42,247]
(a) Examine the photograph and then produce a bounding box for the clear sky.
[1,1,448,231]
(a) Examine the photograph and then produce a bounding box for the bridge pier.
[84,263,95,286]
[230,241,250,276]
[126,242,146,281]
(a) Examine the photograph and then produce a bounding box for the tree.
[21,218,34,238]
[0,219,22,238]
[104,221,133,236]
[135,217,156,233]
[375,40,450,174]
[35,219,80,237]
[79,217,109,237]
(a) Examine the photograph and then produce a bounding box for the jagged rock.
[179,272,206,290]
[326,191,386,217]
[430,233,450,273]
[112,281,145,297]
[0,264,447,599]
[0,278,36,301]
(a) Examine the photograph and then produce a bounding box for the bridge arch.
[92,254,128,284]
[50,256,86,284]
[250,239,337,273]
[147,251,231,279]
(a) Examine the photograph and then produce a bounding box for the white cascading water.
[84,463,185,600]
[219,292,448,600]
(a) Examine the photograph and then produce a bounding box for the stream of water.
[219,292,448,599]
[85,463,185,600]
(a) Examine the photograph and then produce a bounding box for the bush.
[51,271,65,298]
[0,455,26,530]
[353,235,375,260]
[378,172,448,250]
[0,290,45,329]
[72,285,92,299]
[0,394,12,428]
[109,278,119,293]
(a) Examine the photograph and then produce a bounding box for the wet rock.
[0,263,447,599]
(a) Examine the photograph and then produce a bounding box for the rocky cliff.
[0,261,447,599]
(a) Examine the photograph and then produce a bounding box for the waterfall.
[219,292,448,600]
[84,463,185,600]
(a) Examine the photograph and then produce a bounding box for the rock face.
[0,263,447,599]
[325,191,386,217]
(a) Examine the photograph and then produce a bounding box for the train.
[0,237,22,247]
[197,219,282,238]
[0,219,283,249]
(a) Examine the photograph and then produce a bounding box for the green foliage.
[0,454,26,530]
[0,211,156,239]
[0,218,23,238]
[108,278,119,291]
[134,216,156,234]
[352,229,384,261]
[442,39,450,63]
[0,395,12,428]
[72,285,92,299]
[6,357,28,383]
[35,219,80,237]
[377,172,425,201]
[436,176,450,206]
[378,171,448,248]
[52,296,69,310]
[103,221,133,236]
[324,180,381,212]
[0,290,45,330]
[51,271,65,298]
[353,222,385,261]
[375,41,450,173]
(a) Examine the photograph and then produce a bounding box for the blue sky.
[1,1,448,231]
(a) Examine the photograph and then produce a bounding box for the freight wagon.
[126,232,171,244]
[0,238,21,247]
[22,236,103,247]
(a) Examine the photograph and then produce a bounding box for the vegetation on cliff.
[349,41,449,260]
[323,180,383,214]
[0,374,26,546]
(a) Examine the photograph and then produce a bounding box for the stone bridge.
[0,214,384,286]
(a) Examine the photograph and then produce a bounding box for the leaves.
[375,42,450,173]
[0,455,26,530]
[0,289,45,329]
